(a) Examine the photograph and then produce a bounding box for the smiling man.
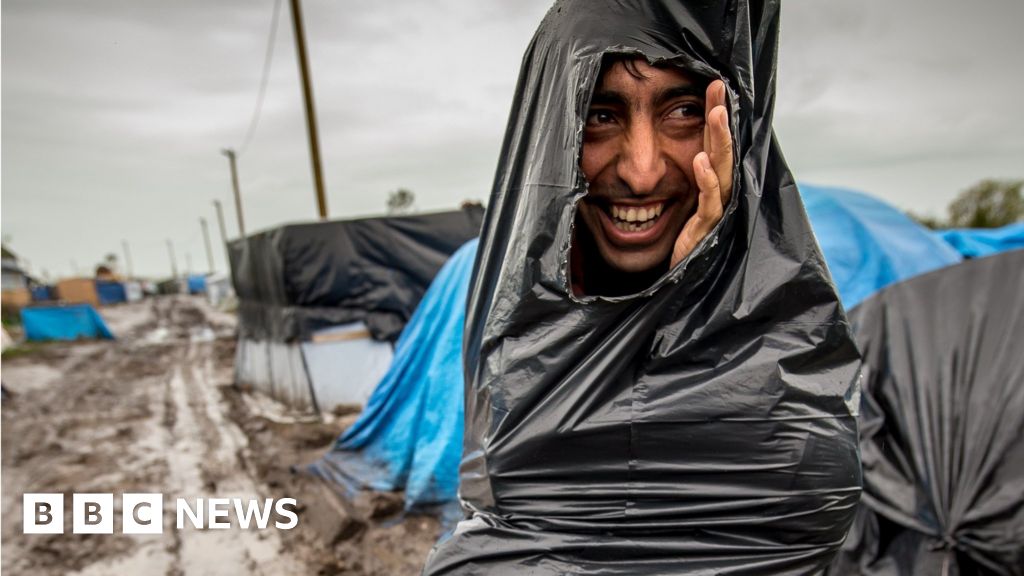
[573,57,733,295]
[423,1,862,574]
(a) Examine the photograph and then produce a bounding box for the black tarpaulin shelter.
[830,250,1024,576]
[229,207,483,413]
[422,1,862,574]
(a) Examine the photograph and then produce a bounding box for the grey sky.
[3,0,1022,279]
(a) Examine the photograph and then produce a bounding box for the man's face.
[579,59,706,274]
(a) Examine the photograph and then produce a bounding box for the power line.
[238,0,284,157]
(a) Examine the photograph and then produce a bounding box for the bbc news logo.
[23,493,298,534]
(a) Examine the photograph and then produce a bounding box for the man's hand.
[670,79,734,268]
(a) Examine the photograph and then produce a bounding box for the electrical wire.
[237,0,283,157]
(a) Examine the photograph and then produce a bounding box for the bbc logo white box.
[23,493,64,534]
[122,493,163,534]
[73,493,114,534]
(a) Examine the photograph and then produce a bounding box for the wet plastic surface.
[228,207,482,343]
[830,250,1024,576]
[423,1,863,573]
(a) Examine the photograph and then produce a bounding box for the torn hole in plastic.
[567,52,728,299]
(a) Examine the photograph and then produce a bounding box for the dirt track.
[2,296,439,575]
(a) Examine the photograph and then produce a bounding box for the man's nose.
[617,122,666,196]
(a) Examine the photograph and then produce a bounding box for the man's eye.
[667,104,703,119]
[586,110,616,125]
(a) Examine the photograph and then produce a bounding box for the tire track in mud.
[2,296,312,576]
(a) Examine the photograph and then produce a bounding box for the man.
[572,58,733,296]
[424,1,862,574]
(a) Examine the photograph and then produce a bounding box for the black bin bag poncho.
[423,1,862,574]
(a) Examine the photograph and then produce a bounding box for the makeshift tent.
[230,207,483,414]
[187,274,207,294]
[800,184,963,309]
[204,273,233,307]
[935,222,1024,259]
[21,304,114,341]
[311,184,973,513]
[829,250,1024,575]
[55,278,100,307]
[31,285,55,302]
[125,281,144,303]
[309,239,476,512]
[95,280,127,305]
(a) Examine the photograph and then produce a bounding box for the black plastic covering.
[229,207,483,343]
[423,1,863,574]
[830,250,1024,576]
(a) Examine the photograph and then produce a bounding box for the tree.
[387,188,416,214]
[947,179,1024,228]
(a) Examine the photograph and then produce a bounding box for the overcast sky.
[3,0,1022,279]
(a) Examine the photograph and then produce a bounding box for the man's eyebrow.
[656,85,704,106]
[589,89,627,107]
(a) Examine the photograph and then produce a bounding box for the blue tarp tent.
[95,281,127,305]
[312,185,969,513]
[21,304,114,341]
[800,184,963,309]
[187,274,206,294]
[934,222,1024,258]
[30,285,55,302]
[310,239,477,512]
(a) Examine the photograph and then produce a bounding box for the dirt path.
[2,296,442,576]
[1,297,312,575]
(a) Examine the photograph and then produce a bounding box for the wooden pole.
[221,149,246,237]
[288,0,328,219]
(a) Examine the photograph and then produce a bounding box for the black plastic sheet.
[830,250,1024,576]
[423,1,862,574]
[228,207,483,343]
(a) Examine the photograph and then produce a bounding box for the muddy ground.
[2,296,440,575]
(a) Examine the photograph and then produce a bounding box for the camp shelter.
[205,273,233,307]
[230,207,483,414]
[125,281,144,303]
[95,280,127,305]
[309,239,477,513]
[187,274,207,294]
[828,249,1024,575]
[800,184,963,309]
[31,285,56,302]
[935,221,1024,259]
[21,304,115,341]
[308,185,974,513]
[56,278,100,307]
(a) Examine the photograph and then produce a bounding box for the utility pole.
[221,149,246,237]
[121,240,134,279]
[200,217,215,275]
[213,200,231,271]
[213,200,229,245]
[166,239,179,279]
[288,0,329,220]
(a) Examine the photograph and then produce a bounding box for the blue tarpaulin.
[187,275,206,294]
[310,239,477,512]
[934,222,1024,258]
[95,281,127,305]
[311,185,968,513]
[30,285,55,302]
[21,304,114,341]
[800,184,963,309]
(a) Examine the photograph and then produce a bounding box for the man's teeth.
[609,203,664,232]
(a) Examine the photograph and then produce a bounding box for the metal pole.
[166,239,179,279]
[221,149,246,237]
[121,240,134,279]
[288,0,328,220]
[213,200,231,276]
[200,217,215,274]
